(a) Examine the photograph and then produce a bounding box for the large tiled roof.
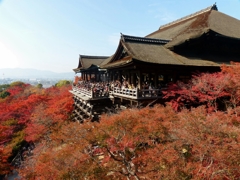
[125,41,220,66]
[146,4,240,48]
[101,34,221,69]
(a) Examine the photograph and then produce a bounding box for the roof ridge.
[80,55,109,59]
[159,4,218,30]
[121,33,170,44]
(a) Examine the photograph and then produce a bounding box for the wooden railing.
[72,86,109,99]
[72,86,163,99]
[111,88,163,99]
[138,89,163,98]
[72,86,92,98]
[111,87,138,99]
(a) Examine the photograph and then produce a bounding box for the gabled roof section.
[146,4,240,48]
[159,4,217,31]
[146,4,217,39]
[73,55,109,73]
[105,34,170,65]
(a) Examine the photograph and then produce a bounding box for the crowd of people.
[73,80,162,97]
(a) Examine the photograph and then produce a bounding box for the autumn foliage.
[18,105,240,179]
[0,81,73,175]
[73,75,82,85]
[163,63,240,113]
[2,64,240,179]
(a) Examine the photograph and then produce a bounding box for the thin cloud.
[154,12,176,22]
[147,2,177,23]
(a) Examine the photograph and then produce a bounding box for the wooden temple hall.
[70,4,240,122]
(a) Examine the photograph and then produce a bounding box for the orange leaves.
[0,146,13,175]
[10,64,240,178]
[25,124,46,142]
[164,72,232,111]
[73,76,82,85]
[98,106,240,179]
[164,63,240,112]
[44,85,73,123]
[17,102,240,179]
[0,83,74,176]
[0,124,13,145]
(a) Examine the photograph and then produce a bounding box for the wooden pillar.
[130,73,133,85]
[96,73,98,81]
[119,71,122,82]
[148,73,150,83]
[82,73,84,81]
[138,71,141,89]
[113,71,115,81]
[109,71,111,81]
[110,71,112,81]
[154,73,157,88]
[104,72,106,82]
[104,73,106,82]
[105,73,108,82]
[127,70,130,84]
[94,73,97,82]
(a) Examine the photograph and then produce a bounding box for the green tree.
[0,91,10,99]
[0,84,10,92]
[55,80,71,87]
[10,81,26,87]
[36,84,43,88]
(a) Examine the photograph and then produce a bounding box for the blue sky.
[0,0,240,72]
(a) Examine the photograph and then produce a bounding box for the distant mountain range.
[0,68,76,79]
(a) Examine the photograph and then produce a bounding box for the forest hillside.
[1,64,240,179]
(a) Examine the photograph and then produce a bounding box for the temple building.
[71,4,240,122]
[73,55,109,81]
